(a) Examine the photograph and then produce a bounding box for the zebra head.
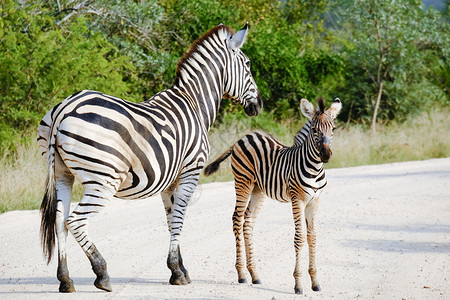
[301,97,342,163]
[224,23,262,117]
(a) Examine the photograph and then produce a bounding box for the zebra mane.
[293,120,311,147]
[175,25,234,81]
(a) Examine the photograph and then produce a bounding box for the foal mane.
[317,97,325,114]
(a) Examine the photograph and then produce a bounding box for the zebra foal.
[37,23,262,293]
[204,97,342,294]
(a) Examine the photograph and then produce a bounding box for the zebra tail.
[204,148,233,176]
[40,128,58,264]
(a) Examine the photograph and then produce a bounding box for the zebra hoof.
[59,279,75,293]
[238,278,247,284]
[169,273,189,285]
[184,272,192,284]
[312,285,321,292]
[294,288,303,295]
[94,276,112,292]
[252,279,262,284]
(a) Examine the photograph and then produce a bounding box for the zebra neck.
[173,32,229,131]
[300,134,323,174]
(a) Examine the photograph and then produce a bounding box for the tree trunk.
[371,80,384,133]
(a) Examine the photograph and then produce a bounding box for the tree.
[334,0,449,130]
[39,0,169,100]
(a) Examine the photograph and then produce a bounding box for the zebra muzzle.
[319,145,332,163]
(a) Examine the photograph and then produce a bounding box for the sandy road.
[0,158,449,299]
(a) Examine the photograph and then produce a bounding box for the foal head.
[300,97,342,163]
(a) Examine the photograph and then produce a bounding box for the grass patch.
[0,140,83,213]
[0,108,448,213]
[0,142,45,213]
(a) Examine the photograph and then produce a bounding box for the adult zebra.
[204,97,341,294]
[37,23,262,293]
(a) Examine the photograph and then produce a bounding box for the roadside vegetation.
[0,0,448,212]
[204,108,450,183]
[1,108,449,213]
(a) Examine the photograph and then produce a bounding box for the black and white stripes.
[38,23,261,293]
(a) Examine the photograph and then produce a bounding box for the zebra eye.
[332,127,336,132]
[245,61,251,68]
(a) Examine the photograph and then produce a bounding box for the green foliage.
[0,0,136,152]
[331,0,449,125]
[80,0,170,99]
[245,21,344,117]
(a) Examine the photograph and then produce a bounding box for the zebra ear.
[300,98,315,120]
[327,98,342,119]
[228,22,249,50]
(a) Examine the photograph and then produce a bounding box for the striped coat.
[204,97,342,294]
[37,23,261,293]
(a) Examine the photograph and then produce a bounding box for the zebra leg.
[305,198,321,292]
[66,186,112,292]
[292,198,306,294]
[243,186,265,284]
[165,174,199,285]
[54,166,75,293]
[233,181,253,284]
[162,187,191,284]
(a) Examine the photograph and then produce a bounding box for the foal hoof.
[238,278,247,284]
[94,276,112,292]
[312,285,321,292]
[59,279,75,293]
[169,273,189,285]
[252,279,262,284]
[294,288,303,295]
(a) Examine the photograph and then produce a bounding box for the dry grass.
[203,108,450,182]
[0,142,46,213]
[1,109,448,213]
[0,142,83,213]
[329,110,450,169]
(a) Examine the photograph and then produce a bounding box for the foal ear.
[300,98,315,120]
[327,98,342,119]
[228,22,249,50]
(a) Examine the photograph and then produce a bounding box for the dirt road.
[1,158,449,299]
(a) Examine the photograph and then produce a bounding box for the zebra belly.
[261,185,291,203]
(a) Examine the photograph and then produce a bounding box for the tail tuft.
[40,150,57,264]
[204,148,233,176]
[204,161,221,176]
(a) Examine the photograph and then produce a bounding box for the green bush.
[0,1,136,153]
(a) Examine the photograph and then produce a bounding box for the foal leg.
[305,198,321,292]
[243,186,265,284]
[54,165,75,292]
[232,180,253,284]
[291,198,306,294]
[66,185,113,292]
